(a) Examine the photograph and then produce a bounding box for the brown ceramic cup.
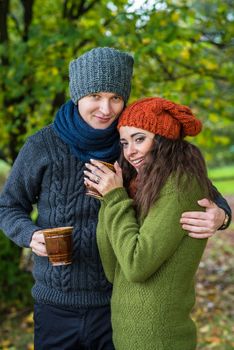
[85,161,115,199]
[43,226,73,266]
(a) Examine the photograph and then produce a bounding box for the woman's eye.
[135,137,145,143]
[120,142,128,148]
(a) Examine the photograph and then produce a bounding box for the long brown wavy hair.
[119,135,217,218]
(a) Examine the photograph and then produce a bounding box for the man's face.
[78,92,124,129]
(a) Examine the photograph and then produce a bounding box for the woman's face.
[119,126,155,170]
[78,92,124,129]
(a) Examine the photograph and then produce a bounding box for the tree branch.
[63,0,99,20]
[83,0,98,14]
[0,0,9,44]
[170,58,228,81]
[154,53,176,80]
[20,0,34,41]
[199,30,231,49]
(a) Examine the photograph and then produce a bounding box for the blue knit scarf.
[53,100,120,163]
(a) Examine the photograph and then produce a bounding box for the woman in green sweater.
[84,97,218,350]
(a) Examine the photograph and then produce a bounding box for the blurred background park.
[0,0,233,349]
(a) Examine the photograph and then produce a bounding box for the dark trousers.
[34,303,115,350]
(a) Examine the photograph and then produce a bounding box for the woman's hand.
[84,159,123,196]
[29,230,48,256]
[180,198,226,239]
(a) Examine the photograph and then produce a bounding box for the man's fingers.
[180,218,208,227]
[30,239,47,256]
[32,248,48,256]
[181,224,213,233]
[32,230,45,243]
[181,211,207,219]
[188,232,213,239]
[197,198,216,209]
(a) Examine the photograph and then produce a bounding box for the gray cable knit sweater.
[0,125,112,307]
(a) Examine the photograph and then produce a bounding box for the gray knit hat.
[69,47,134,104]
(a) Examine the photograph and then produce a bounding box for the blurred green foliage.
[0,232,33,313]
[0,0,233,315]
[208,165,234,195]
[0,0,233,165]
[0,162,33,313]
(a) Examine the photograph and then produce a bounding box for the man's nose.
[99,99,111,115]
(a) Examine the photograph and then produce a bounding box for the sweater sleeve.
[96,202,117,283]
[101,178,205,283]
[212,184,232,230]
[0,136,47,247]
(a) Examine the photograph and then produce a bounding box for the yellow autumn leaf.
[27,343,34,350]
[24,311,34,324]
[206,62,218,70]
[209,113,219,122]
[200,59,218,70]
[159,19,167,26]
[7,106,14,113]
[1,340,12,347]
[51,67,59,76]
[196,134,207,146]
[171,12,179,22]
[180,48,190,60]
[190,92,198,99]
[213,135,229,145]
[200,324,210,333]
[142,38,151,45]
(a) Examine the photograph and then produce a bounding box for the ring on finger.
[95,176,101,184]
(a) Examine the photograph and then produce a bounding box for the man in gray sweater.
[0,47,231,350]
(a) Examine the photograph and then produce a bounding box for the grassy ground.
[0,162,233,349]
[208,165,234,195]
[208,165,234,179]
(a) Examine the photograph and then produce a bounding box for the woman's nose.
[126,143,137,156]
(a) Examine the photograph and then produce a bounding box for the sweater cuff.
[21,224,43,247]
[102,187,129,204]
[219,212,231,230]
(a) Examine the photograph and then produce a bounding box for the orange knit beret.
[117,97,202,139]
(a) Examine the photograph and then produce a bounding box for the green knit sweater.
[97,176,207,350]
